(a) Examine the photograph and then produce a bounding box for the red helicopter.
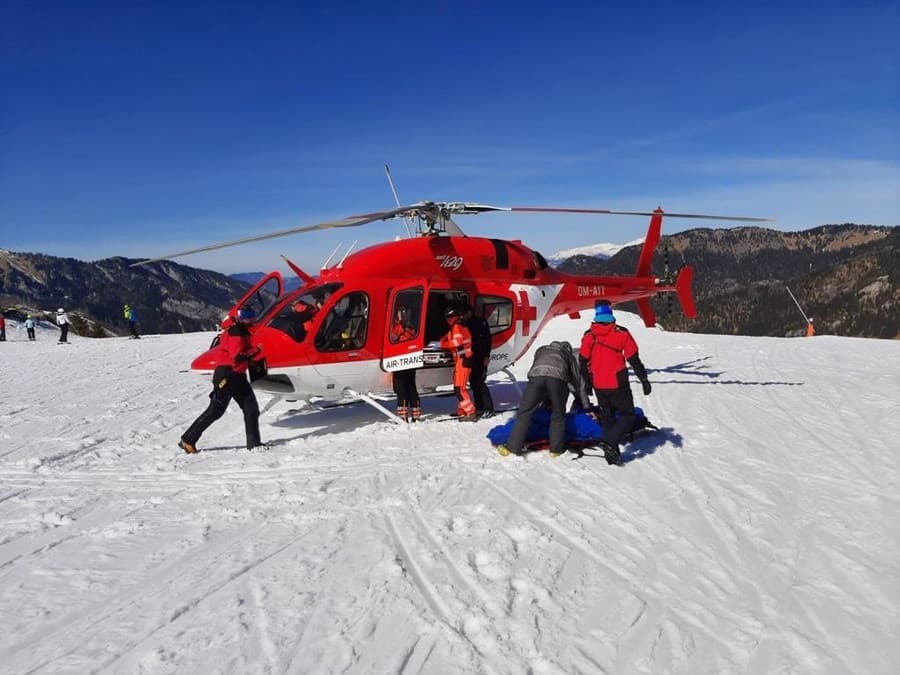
[138,199,768,418]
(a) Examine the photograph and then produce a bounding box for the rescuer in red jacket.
[579,301,651,465]
[390,305,421,422]
[179,307,265,453]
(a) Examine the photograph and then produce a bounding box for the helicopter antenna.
[338,240,358,268]
[322,242,343,270]
[384,164,414,238]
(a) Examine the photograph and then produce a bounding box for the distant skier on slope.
[56,308,70,343]
[124,304,140,339]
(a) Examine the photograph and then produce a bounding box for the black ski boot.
[598,440,622,466]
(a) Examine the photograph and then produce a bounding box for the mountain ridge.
[557,223,898,339]
[2,223,896,339]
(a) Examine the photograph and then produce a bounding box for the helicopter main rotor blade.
[506,206,774,222]
[131,206,418,266]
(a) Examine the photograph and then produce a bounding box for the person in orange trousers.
[440,305,476,420]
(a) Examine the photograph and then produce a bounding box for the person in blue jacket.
[124,304,140,339]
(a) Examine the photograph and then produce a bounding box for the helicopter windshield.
[266,282,341,343]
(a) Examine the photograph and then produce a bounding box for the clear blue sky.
[2,0,898,274]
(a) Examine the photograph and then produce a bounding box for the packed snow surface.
[1,312,898,674]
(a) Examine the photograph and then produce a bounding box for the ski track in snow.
[0,315,898,674]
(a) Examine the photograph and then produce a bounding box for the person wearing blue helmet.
[179,306,265,453]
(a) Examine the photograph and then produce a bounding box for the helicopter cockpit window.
[267,283,342,343]
[389,288,423,344]
[475,295,513,335]
[315,291,369,352]
[532,250,549,270]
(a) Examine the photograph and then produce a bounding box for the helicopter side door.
[381,283,427,372]
[231,271,284,322]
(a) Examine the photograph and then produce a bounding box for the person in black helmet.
[179,307,265,453]
[439,304,477,420]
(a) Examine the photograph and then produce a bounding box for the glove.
[641,379,652,396]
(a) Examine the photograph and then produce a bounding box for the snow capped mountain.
[1,313,897,673]
[546,237,644,266]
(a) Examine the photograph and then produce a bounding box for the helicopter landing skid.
[344,389,406,424]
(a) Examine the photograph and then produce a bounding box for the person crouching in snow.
[179,307,265,453]
[497,341,593,458]
[440,305,477,420]
[579,300,651,466]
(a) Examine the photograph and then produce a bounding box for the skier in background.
[25,314,36,340]
[806,318,815,337]
[56,308,70,343]
[124,304,140,339]
[0,313,6,341]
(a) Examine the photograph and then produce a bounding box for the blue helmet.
[237,307,256,321]
[593,301,615,323]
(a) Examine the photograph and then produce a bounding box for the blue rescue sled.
[487,407,655,450]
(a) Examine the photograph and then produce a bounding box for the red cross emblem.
[516,290,538,336]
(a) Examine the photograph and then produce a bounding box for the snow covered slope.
[1,314,898,673]
[546,237,644,266]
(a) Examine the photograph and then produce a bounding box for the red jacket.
[579,322,640,389]
[391,320,416,343]
[211,325,258,374]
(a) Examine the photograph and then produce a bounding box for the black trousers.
[594,385,636,451]
[129,322,139,338]
[59,324,69,342]
[468,357,494,413]
[507,376,569,454]
[183,366,261,449]
[392,369,420,408]
[27,327,35,340]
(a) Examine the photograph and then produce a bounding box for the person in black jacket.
[462,303,495,418]
[497,340,593,458]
